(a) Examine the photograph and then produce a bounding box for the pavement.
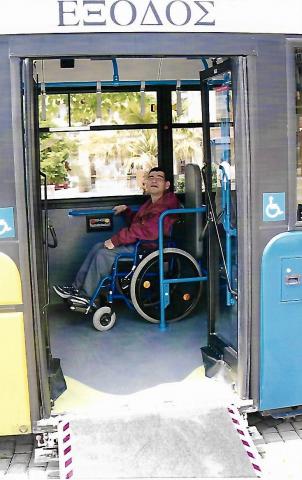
[0,413,302,479]
[0,435,58,479]
[248,412,302,479]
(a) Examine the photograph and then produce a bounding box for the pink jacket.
[111,192,181,247]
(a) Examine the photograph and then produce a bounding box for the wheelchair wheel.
[93,306,116,331]
[130,248,202,323]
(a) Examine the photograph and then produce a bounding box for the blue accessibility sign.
[263,193,285,222]
[0,207,15,239]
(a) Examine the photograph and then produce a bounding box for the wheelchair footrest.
[68,295,98,312]
[70,305,89,313]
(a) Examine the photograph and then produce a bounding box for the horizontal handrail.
[163,277,207,285]
[68,207,139,217]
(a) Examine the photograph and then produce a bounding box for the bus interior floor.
[48,300,231,415]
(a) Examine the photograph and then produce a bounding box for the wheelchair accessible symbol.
[263,193,285,222]
[0,219,12,235]
[0,207,15,238]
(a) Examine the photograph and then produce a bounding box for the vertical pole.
[159,212,166,331]
[157,89,174,190]
[225,176,232,306]
[201,78,218,341]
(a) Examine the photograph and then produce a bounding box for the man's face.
[145,171,170,195]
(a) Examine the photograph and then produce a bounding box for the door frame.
[11,57,52,419]
[200,57,252,400]
[10,49,252,419]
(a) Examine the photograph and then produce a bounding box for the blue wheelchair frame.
[69,174,237,329]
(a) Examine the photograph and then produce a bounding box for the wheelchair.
[68,164,206,331]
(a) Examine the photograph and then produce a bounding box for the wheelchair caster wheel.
[92,306,116,331]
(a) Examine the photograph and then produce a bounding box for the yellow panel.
[0,252,22,305]
[0,312,31,435]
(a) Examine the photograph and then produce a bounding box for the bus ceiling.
[34,56,227,88]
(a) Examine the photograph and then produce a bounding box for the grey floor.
[48,300,207,396]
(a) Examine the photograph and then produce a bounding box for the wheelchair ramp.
[69,384,257,479]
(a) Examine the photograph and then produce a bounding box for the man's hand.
[113,205,127,215]
[104,239,115,249]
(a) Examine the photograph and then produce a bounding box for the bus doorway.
[20,55,249,417]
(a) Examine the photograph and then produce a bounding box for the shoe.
[53,285,79,299]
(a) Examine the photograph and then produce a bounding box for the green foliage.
[70,93,97,125]
[39,94,68,128]
[174,128,202,162]
[69,92,157,125]
[40,133,78,184]
[176,177,185,193]
[171,97,189,122]
[127,130,158,167]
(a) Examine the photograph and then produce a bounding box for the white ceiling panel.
[35,57,215,83]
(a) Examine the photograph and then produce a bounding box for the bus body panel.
[0,253,31,435]
[260,231,302,410]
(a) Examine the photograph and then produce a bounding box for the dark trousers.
[73,242,135,297]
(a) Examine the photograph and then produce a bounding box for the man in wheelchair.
[54,164,204,330]
[53,167,180,304]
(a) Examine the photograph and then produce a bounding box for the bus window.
[210,79,235,194]
[172,91,202,192]
[39,94,69,128]
[172,87,235,193]
[171,91,202,124]
[39,91,158,199]
[40,129,157,199]
[296,50,302,221]
[70,92,157,126]
[173,127,203,192]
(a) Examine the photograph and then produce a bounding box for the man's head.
[145,167,170,200]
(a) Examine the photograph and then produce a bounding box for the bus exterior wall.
[0,39,38,436]
[0,32,296,429]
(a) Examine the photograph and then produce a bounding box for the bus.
[0,0,302,476]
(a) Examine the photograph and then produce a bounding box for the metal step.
[68,402,258,479]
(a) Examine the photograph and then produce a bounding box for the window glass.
[209,76,235,192]
[209,84,233,123]
[205,70,237,351]
[172,128,203,192]
[40,129,158,199]
[39,94,69,128]
[70,92,157,126]
[171,91,202,123]
[296,50,302,220]
[211,125,235,191]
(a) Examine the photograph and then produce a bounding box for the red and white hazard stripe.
[58,417,73,479]
[227,404,262,477]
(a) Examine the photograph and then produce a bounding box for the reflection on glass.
[39,94,69,128]
[172,128,203,192]
[171,91,202,123]
[296,50,302,220]
[40,130,158,199]
[70,92,157,126]
[211,126,235,192]
[209,78,233,123]
[207,71,237,351]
